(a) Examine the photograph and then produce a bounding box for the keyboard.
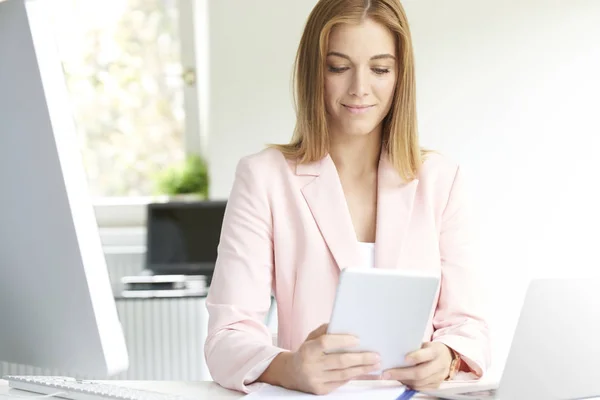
[3,375,195,400]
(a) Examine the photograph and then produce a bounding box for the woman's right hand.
[280,323,381,395]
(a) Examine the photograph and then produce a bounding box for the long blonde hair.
[271,0,426,182]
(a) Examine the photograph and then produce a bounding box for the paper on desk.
[244,383,407,398]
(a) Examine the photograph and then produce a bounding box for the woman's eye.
[327,66,349,73]
[327,66,391,75]
[373,68,391,75]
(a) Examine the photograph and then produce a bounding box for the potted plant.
[153,154,209,200]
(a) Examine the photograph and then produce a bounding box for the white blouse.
[358,242,375,268]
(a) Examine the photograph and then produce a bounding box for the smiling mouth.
[343,104,374,114]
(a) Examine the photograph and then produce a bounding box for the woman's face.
[324,18,398,139]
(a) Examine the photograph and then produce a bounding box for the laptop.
[423,277,600,400]
[144,200,227,281]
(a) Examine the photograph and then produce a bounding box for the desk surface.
[0,379,493,399]
[0,380,237,399]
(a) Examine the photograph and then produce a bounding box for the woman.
[204,0,491,395]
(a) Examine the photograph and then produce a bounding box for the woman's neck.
[329,129,382,178]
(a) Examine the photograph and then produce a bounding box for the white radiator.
[113,297,210,381]
[1,247,212,381]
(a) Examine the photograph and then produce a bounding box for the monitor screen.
[145,201,226,277]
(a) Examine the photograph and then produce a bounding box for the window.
[47,0,201,227]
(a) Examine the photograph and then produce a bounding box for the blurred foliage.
[154,154,209,198]
[49,0,187,197]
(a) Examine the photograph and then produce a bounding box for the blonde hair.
[271,0,427,182]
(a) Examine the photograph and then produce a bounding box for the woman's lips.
[343,104,374,114]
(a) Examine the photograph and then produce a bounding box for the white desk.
[0,379,493,399]
[0,380,239,399]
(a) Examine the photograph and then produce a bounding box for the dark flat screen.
[145,201,226,276]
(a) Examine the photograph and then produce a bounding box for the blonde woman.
[205,0,490,395]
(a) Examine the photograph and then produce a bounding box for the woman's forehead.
[327,19,396,59]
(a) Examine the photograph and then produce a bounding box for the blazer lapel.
[298,156,362,271]
[375,156,419,269]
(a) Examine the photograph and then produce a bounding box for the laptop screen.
[145,201,227,276]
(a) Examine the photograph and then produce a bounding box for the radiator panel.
[1,249,212,381]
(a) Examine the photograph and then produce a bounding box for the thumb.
[306,323,328,341]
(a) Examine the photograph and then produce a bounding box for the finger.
[404,369,448,391]
[325,362,382,382]
[322,352,380,370]
[405,346,437,365]
[308,334,359,353]
[306,323,329,341]
[383,360,445,383]
[354,373,382,381]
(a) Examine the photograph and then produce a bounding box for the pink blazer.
[204,148,491,393]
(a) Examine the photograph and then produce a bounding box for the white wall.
[206,0,318,198]
[404,0,600,379]
[205,0,600,379]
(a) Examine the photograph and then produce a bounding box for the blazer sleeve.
[431,165,492,378]
[204,157,286,393]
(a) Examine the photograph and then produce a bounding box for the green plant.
[154,154,209,197]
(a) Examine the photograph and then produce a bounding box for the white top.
[358,242,375,268]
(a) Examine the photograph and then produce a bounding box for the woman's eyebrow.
[371,53,396,60]
[326,51,396,61]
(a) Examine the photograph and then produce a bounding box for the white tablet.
[326,268,440,374]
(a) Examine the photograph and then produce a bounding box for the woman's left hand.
[381,342,454,390]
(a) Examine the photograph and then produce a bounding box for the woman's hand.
[271,323,381,395]
[381,342,454,390]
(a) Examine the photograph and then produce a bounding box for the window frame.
[93,0,206,233]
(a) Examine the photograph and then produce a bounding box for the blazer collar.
[295,158,321,177]
[298,154,419,270]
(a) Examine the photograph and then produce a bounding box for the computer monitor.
[145,200,227,279]
[0,0,128,378]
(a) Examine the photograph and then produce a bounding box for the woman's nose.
[348,68,369,98]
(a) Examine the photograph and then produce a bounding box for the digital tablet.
[326,268,441,374]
